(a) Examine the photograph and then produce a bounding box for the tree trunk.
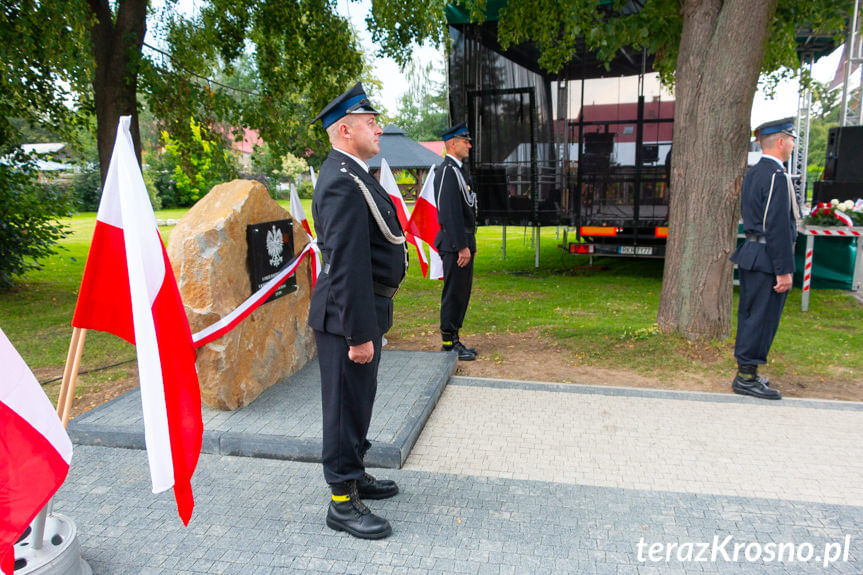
[88,0,148,185]
[657,0,778,340]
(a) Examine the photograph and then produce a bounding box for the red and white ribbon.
[192,243,313,348]
[833,209,854,227]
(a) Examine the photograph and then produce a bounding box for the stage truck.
[446,4,673,261]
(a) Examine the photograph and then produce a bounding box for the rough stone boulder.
[166,179,316,410]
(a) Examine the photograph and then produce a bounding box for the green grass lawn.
[2,202,861,407]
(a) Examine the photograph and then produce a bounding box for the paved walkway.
[52,373,863,574]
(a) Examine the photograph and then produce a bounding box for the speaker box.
[823,126,863,183]
[812,180,862,204]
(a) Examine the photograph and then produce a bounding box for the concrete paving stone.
[44,368,863,575]
[69,350,455,469]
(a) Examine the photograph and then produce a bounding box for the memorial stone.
[166,179,316,410]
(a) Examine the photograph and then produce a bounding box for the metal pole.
[853,235,863,291]
[840,0,860,126]
[535,225,540,268]
[502,224,506,258]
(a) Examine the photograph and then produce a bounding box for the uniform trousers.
[734,268,788,366]
[315,330,382,485]
[440,250,474,333]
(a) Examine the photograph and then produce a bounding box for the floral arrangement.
[805,198,863,227]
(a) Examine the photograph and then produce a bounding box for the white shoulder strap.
[762,173,776,232]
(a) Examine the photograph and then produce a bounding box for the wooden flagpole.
[56,327,87,428]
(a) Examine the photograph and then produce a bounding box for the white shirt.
[333,147,369,173]
[446,154,463,168]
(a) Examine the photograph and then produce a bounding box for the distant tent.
[368,125,444,199]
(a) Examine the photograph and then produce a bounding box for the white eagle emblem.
[266,225,284,267]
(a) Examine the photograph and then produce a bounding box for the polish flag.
[289,186,313,237]
[288,187,321,289]
[379,159,430,277]
[406,165,443,280]
[0,327,73,575]
[71,116,202,525]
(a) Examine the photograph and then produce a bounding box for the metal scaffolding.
[792,52,814,207]
[839,0,863,126]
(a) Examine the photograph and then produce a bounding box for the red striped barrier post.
[802,233,814,312]
[799,226,863,312]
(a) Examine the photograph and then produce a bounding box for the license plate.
[619,246,653,255]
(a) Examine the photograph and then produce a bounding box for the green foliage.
[66,163,103,212]
[143,0,365,172]
[297,179,315,199]
[370,0,849,87]
[393,59,449,141]
[275,150,309,184]
[158,117,238,207]
[0,1,92,150]
[249,143,308,193]
[0,151,75,288]
[396,171,416,186]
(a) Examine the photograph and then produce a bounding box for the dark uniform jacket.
[434,155,477,254]
[308,150,406,345]
[730,157,798,275]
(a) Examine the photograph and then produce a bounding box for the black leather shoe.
[446,342,476,361]
[357,472,399,500]
[732,375,782,400]
[327,482,392,539]
[459,341,477,354]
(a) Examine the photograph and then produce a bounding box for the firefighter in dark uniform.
[309,83,407,538]
[435,122,478,361]
[730,117,799,400]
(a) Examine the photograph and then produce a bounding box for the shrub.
[0,150,75,288]
[66,162,102,212]
[297,179,314,199]
[157,117,238,207]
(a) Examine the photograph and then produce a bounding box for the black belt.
[373,281,399,298]
[745,234,767,244]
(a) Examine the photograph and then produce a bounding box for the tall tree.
[367,0,848,340]
[2,0,365,184]
[394,59,448,141]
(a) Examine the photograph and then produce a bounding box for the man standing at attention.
[730,117,799,400]
[309,83,407,538]
[435,122,478,361]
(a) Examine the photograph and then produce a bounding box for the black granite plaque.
[247,219,297,303]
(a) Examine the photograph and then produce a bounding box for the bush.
[157,117,238,207]
[297,179,314,199]
[66,163,102,211]
[0,150,75,288]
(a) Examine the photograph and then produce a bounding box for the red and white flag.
[406,165,443,280]
[71,116,202,525]
[289,186,313,238]
[288,186,321,289]
[0,327,73,575]
[379,159,430,277]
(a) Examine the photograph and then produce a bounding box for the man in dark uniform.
[435,122,478,361]
[309,83,408,538]
[730,117,799,400]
